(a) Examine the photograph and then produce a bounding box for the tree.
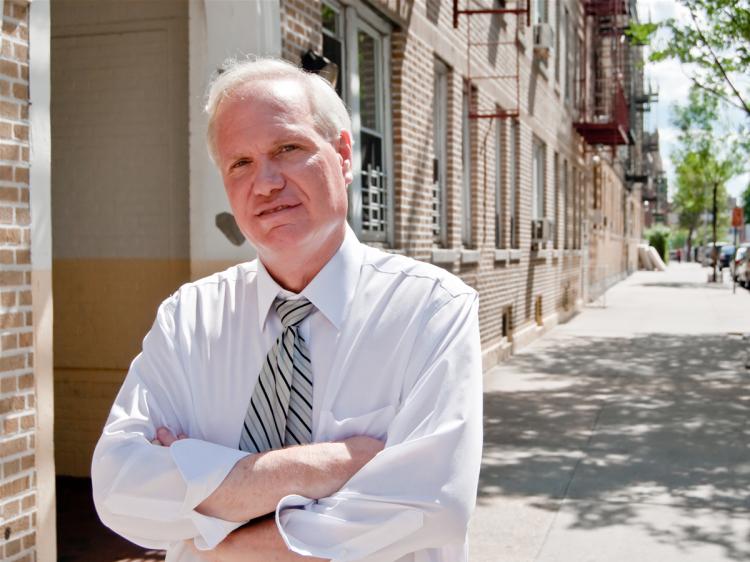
[670,88,738,265]
[742,183,750,225]
[646,0,750,119]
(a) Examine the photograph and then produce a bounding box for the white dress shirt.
[92,226,483,562]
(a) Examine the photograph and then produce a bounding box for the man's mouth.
[258,204,298,217]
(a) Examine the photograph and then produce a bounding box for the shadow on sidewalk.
[479,333,750,560]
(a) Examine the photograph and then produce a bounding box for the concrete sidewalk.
[470,263,750,562]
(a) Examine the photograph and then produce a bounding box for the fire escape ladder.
[452,0,531,120]
[574,0,630,145]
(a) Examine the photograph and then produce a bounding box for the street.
[470,263,750,561]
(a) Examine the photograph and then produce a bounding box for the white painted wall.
[188,0,281,277]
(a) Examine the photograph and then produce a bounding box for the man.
[92,57,482,562]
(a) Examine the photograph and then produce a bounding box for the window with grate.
[532,137,545,220]
[495,115,503,249]
[320,1,392,244]
[461,84,475,248]
[510,119,519,248]
[433,59,448,246]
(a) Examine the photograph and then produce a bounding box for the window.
[554,1,561,83]
[502,305,513,340]
[533,0,547,24]
[320,1,392,244]
[532,138,545,220]
[494,116,503,248]
[570,166,580,249]
[553,152,559,248]
[563,158,570,249]
[577,168,585,248]
[565,7,574,103]
[321,4,344,98]
[509,119,519,248]
[562,7,569,102]
[461,86,473,247]
[433,60,448,246]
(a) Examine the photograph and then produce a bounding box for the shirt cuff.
[275,494,424,561]
[170,438,250,549]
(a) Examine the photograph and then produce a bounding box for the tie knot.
[275,298,314,329]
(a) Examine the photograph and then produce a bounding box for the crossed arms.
[92,288,482,561]
[152,428,383,561]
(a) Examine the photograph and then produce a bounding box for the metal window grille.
[361,163,387,235]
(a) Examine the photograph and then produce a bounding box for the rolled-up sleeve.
[276,292,483,561]
[91,297,249,551]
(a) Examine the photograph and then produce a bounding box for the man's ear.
[337,130,354,186]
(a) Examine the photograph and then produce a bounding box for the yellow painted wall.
[53,259,189,475]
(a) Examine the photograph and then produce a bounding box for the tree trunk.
[686,226,694,262]
[712,181,718,282]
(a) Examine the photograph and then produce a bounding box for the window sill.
[531,249,551,260]
[430,248,460,264]
[494,249,510,262]
[461,249,481,264]
[509,249,522,261]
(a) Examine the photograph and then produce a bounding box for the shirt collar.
[256,225,363,332]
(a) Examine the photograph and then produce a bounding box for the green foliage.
[670,228,689,249]
[648,0,750,117]
[625,22,659,46]
[646,226,671,262]
[743,184,750,224]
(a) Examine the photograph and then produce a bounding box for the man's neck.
[260,229,346,293]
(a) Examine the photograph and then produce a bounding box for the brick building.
[1,0,653,559]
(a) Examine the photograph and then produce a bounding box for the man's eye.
[280,144,298,153]
[230,159,250,170]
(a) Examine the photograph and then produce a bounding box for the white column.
[29,1,56,560]
[188,0,281,280]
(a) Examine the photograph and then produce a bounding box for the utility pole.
[712,180,718,283]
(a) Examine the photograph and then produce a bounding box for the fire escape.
[453,0,531,120]
[575,0,630,146]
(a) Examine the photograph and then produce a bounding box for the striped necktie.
[239,298,315,453]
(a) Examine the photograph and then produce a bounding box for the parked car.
[701,241,730,267]
[737,251,750,287]
[733,244,750,281]
[719,244,735,269]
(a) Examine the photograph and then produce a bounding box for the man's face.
[214,80,352,262]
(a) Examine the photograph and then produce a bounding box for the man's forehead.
[229,78,310,112]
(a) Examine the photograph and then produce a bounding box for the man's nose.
[254,158,284,196]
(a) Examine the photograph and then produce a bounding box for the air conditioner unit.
[533,23,554,59]
[531,218,553,245]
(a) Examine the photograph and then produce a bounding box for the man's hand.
[150,427,186,446]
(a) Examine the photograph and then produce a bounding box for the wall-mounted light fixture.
[301,49,339,89]
[215,212,245,246]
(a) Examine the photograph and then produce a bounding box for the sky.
[636,0,749,202]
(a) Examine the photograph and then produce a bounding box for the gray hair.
[205,57,352,163]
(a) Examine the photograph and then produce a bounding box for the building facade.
[0,0,655,559]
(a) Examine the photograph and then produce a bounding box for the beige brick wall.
[280,0,642,366]
[0,1,36,559]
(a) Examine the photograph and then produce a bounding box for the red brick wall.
[0,1,36,559]
[281,0,322,64]
[280,0,641,364]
